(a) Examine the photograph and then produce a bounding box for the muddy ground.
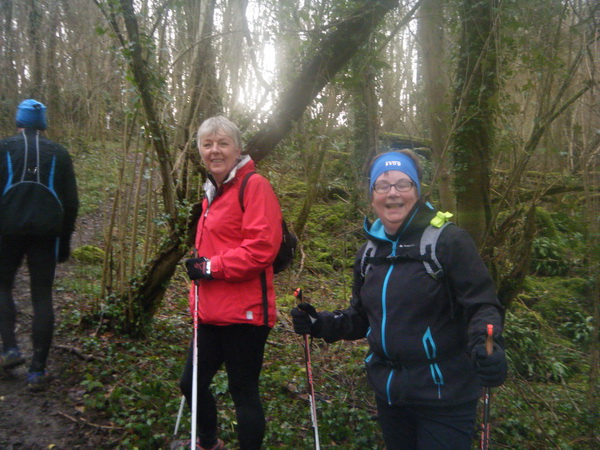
[0,217,115,449]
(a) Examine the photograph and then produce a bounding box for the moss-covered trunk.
[450,0,498,246]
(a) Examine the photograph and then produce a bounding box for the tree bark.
[418,0,454,210]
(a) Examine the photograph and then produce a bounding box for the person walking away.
[0,99,79,387]
[291,150,507,449]
[175,116,282,450]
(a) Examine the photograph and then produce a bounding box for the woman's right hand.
[185,257,212,280]
[291,303,320,334]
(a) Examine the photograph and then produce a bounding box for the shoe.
[169,438,225,450]
[26,370,50,389]
[1,348,25,370]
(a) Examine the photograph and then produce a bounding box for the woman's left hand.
[472,344,507,387]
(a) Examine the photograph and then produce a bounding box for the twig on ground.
[54,344,105,362]
[56,411,124,430]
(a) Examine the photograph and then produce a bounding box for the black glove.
[472,343,507,387]
[185,257,212,280]
[58,234,72,263]
[291,303,320,335]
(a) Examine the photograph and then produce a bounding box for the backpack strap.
[420,222,451,280]
[361,211,454,281]
[360,240,378,279]
[239,171,256,212]
[238,170,269,325]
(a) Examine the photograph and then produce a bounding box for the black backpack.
[0,132,64,236]
[239,171,298,274]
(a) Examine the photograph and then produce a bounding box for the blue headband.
[369,152,420,195]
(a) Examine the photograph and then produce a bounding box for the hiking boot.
[26,370,50,390]
[1,348,25,370]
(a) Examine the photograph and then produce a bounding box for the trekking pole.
[174,395,186,436]
[480,324,494,450]
[190,278,200,449]
[294,288,321,450]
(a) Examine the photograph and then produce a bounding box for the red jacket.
[190,158,282,327]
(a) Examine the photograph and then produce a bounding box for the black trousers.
[376,396,478,450]
[179,323,271,450]
[0,235,57,372]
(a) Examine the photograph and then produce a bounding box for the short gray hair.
[197,116,242,150]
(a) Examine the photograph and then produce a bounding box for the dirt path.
[0,217,113,449]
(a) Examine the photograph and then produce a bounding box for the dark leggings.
[0,235,57,372]
[376,396,478,450]
[179,323,271,450]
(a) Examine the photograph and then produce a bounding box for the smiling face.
[199,132,242,186]
[371,170,419,234]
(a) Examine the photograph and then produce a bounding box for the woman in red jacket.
[179,116,282,450]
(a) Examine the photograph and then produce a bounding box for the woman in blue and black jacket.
[291,150,507,449]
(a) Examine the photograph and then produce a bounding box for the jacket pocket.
[365,353,410,405]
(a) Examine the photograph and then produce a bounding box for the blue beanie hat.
[16,99,47,130]
[369,152,421,196]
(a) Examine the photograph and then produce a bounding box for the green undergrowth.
[70,140,121,216]
[491,376,594,448]
[55,258,598,449]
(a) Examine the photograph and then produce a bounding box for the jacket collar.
[363,200,437,243]
[203,155,253,205]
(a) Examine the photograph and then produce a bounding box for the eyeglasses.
[373,180,414,194]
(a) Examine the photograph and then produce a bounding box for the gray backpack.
[360,222,452,281]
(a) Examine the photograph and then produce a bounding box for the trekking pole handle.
[294,288,319,324]
[486,324,494,355]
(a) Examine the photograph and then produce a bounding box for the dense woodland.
[1,0,598,448]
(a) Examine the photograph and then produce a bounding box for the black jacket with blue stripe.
[313,201,504,406]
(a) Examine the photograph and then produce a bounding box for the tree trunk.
[0,0,18,130]
[355,55,380,175]
[27,0,43,98]
[418,0,454,210]
[246,0,400,162]
[173,0,221,199]
[450,0,498,246]
[93,0,187,333]
[46,1,60,132]
[123,203,202,335]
